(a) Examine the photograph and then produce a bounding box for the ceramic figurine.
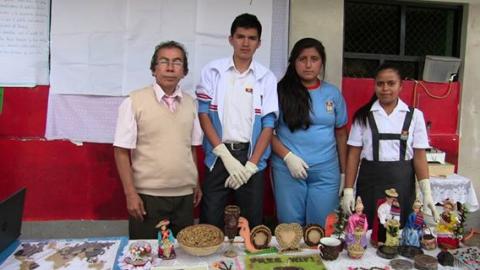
[237,216,258,253]
[346,196,368,259]
[436,199,460,249]
[374,188,399,245]
[156,219,176,259]
[401,200,426,248]
[385,199,401,247]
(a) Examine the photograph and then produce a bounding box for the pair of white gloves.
[341,179,439,221]
[213,144,258,190]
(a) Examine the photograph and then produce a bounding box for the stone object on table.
[413,254,438,270]
[390,258,414,270]
[303,224,324,247]
[176,224,224,257]
[398,245,423,259]
[274,223,303,252]
[250,225,272,250]
[436,250,454,266]
[376,245,398,259]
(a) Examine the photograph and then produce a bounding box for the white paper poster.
[0,0,50,86]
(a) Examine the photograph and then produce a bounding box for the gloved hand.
[341,188,355,215]
[225,161,258,190]
[213,144,248,183]
[418,178,439,222]
[283,152,309,179]
[338,173,345,196]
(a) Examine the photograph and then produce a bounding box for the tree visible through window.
[343,0,462,79]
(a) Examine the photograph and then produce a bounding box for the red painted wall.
[0,79,460,220]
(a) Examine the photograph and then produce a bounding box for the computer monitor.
[0,188,26,253]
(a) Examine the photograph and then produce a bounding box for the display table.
[0,234,468,270]
[429,174,479,212]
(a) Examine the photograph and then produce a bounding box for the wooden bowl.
[177,224,224,256]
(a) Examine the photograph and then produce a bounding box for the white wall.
[289,0,344,88]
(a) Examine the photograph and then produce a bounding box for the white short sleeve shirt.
[347,99,430,161]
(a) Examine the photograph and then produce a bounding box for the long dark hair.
[278,38,326,132]
[352,63,403,126]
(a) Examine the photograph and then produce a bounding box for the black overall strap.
[367,113,381,162]
[368,107,415,161]
[399,107,414,160]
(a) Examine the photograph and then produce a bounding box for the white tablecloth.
[118,234,464,270]
[429,174,479,212]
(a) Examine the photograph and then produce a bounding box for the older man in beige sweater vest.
[114,41,202,239]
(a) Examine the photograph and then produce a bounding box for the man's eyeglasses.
[158,58,183,68]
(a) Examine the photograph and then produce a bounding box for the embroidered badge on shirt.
[400,130,409,141]
[245,87,253,93]
[325,100,334,113]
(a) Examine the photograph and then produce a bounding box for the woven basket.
[177,224,224,256]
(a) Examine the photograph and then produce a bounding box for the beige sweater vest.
[130,87,198,196]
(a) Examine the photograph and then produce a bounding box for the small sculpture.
[401,200,425,248]
[156,219,176,260]
[250,225,272,250]
[303,224,325,247]
[375,188,400,245]
[125,241,152,266]
[385,199,401,247]
[436,199,460,249]
[274,223,303,252]
[224,205,241,257]
[346,196,368,259]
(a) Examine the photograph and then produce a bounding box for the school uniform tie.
[162,95,176,112]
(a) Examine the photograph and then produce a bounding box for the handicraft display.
[274,223,303,252]
[224,205,241,257]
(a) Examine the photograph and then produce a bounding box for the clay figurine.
[436,198,460,249]
[401,200,426,248]
[224,205,240,257]
[375,188,400,245]
[156,219,176,259]
[346,196,368,259]
[237,216,258,253]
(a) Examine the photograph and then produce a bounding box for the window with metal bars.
[343,0,462,79]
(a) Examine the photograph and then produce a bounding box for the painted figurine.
[374,188,399,245]
[401,200,425,247]
[237,216,258,253]
[156,219,176,259]
[436,199,460,249]
[346,196,368,259]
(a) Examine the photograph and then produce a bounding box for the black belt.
[225,142,249,151]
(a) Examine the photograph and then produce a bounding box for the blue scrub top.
[271,81,347,171]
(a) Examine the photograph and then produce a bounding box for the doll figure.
[436,199,460,249]
[346,196,368,258]
[374,188,399,245]
[156,219,176,259]
[401,200,425,247]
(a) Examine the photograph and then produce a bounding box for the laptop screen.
[0,188,26,253]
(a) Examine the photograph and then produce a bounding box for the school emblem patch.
[325,100,334,113]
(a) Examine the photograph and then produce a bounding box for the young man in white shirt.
[196,14,278,229]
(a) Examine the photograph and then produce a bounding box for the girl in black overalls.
[340,64,438,245]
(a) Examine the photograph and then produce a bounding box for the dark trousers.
[200,147,264,230]
[129,193,193,239]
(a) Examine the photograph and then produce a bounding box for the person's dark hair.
[230,13,262,39]
[150,41,189,75]
[352,63,403,126]
[278,38,327,132]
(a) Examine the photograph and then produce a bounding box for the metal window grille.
[343,1,462,79]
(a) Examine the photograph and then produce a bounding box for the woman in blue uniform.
[341,64,438,231]
[271,38,348,226]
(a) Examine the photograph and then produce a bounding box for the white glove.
[338,173,345,196]
[213,144,248,183]
[419,178,439,222]
[225,161,258,190]
[283,152,309,179]
[341,188,355,215]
